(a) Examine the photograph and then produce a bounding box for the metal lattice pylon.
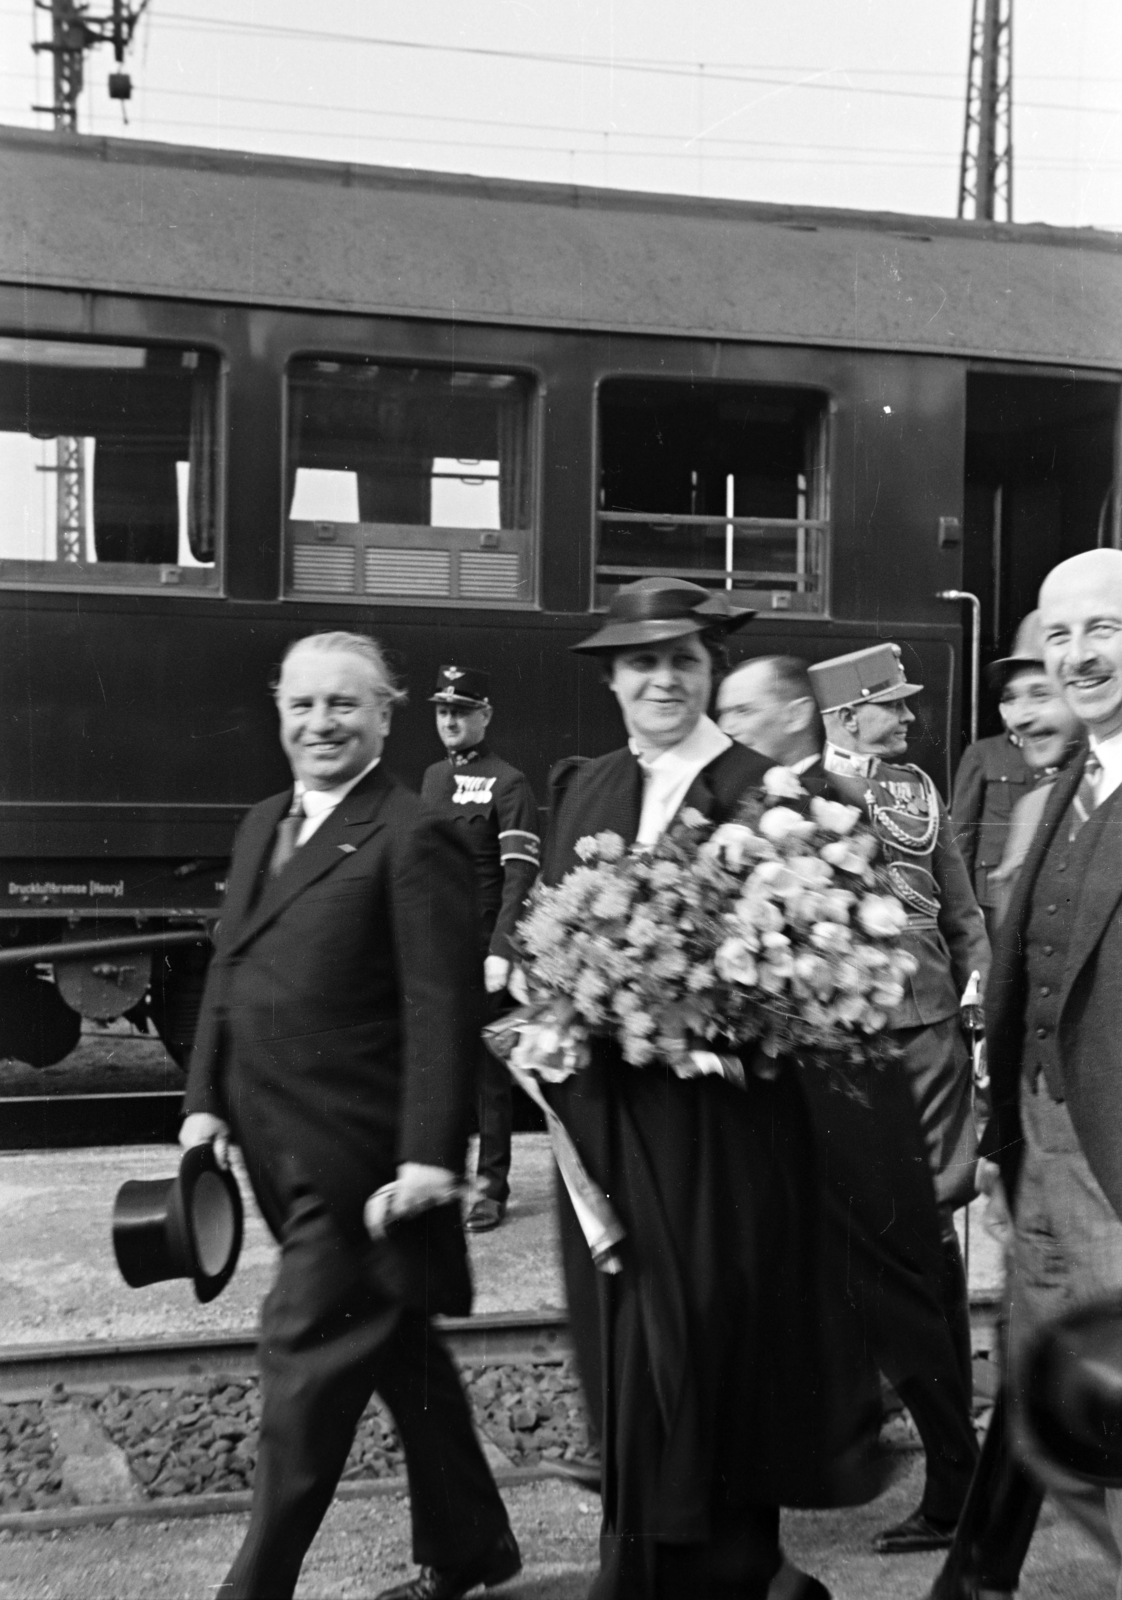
[958,0,1014,221]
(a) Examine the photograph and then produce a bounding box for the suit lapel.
[215,793,289,951]
[1004,758,1083,945]
[227,767,394,956]
[1061,775,1122,1010]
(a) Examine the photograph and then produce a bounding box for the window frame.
[591,371,833,620]
[0,332,227,599]
[280,350,542,611]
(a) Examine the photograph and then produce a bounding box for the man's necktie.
[268,795,305,876]
[1068,752,1103,842]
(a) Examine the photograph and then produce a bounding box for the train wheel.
[0,970,82,1068]
[148,943,211,1069]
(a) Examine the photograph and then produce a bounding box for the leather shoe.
[873,1508,957,1554]
[373,1529,521,1599]
[465,1197,506,1233]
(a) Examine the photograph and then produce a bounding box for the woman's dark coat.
[541,742,884,1592]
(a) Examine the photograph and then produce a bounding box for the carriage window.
[285,360,535,606]
[0,339,220,590]
[597,380,829,614]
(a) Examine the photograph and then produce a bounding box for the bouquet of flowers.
[490,767,917,1098]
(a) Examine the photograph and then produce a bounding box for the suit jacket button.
[1036,1026,1049,1039]
[1047,904,1058,914]
[1044,945,1054,956]
[1039,985,1051,997]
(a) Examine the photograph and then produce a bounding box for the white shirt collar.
[630,715,732,847]
[295,757,381,824]
[789,752,821,776]
[1088,728,1122,802]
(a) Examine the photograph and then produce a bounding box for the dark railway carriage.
[1,125,1120,1070]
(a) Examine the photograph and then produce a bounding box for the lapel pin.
[339,843,357,854]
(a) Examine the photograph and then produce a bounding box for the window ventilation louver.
[292,546,355,593]
[364,548,451,596]
[458,551,520,599]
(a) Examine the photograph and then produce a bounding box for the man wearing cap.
[421,666,540,1232]
[717,656,984,1566]
[808,641,990,1555]
[929,549,1122,1600]
[950,617,1038,940]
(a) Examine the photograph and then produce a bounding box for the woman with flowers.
[532,577,886,1600]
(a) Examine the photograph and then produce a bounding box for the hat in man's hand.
[112,1142,243,1304]
[1025,1293,1122,1487]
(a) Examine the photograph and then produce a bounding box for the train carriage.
[1,123,1120,1071]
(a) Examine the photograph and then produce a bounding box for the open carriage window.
[285,359,535,607]
[0,338,220,590]
[596,379,830,614]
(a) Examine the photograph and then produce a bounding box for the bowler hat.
[573,577,755,655]
[112,1142,243,1304]
[429,665,491,707]
[986,611,1046,692]
[1025,1293,1122,1487]
[808,643,922,714]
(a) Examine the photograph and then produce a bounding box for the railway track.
[0,1089,185,1150]
[0,1312,573,1401]
[0,1300,1001,1402]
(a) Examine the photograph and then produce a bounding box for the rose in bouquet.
[489,766,916,1098]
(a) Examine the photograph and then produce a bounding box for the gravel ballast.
[1,1358,595,1513]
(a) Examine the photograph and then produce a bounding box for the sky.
[0,0,1119,228]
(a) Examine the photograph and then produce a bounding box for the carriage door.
[962,370,1122,737]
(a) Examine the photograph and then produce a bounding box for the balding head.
[1040,549,1122,739]
[715,656,822,765]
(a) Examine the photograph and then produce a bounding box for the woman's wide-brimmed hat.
[1025,1293,1122,1487]
[112,1142,244,1304]
[572,577,755,655]
[986,610,1046,692]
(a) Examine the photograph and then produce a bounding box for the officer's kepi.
[429,665,491,708]
[808,643,923,714]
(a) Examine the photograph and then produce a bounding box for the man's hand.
[977,1157,1013,1248]
[179,1112,231,1170]
[507,964,530,1005]
[484,955,511,995]
[960,968,984,1035]
[364,1162,460,1239]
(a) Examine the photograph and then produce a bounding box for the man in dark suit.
[180,630,519,1600]
[717,656,980,1570]
[930,549,1122,1600]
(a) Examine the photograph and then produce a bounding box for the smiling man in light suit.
[180,630,519,1600]
[931,549,1122,1600]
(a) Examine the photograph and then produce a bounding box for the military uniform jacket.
[826,751,991,1028]
[420,744,539,960]
[950,734,1032,910]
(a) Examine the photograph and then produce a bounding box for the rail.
[595,512,829,612]
[0,1313,573,1399]
[0,927,209,970]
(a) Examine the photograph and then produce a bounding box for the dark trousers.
[475,1044,513,1202]
[932,1393,1043,1597]
[219,1199,509,1600]
[800,1056,979,1523]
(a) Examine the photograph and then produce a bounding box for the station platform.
[0,1135,564,1347]
[0,1130,1005,1348]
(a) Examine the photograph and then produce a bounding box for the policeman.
[421,666,540,1232]
[808,642,991,1554]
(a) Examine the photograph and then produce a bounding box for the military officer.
[421,666,540,1232]
[808,643,991,1554]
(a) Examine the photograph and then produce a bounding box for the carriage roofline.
[3,123,1121,368]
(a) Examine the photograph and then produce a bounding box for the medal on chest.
[452,773,497,806]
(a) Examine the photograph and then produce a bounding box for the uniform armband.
[499,829,541,868]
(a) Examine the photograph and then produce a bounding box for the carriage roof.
[2,123,1120,369]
